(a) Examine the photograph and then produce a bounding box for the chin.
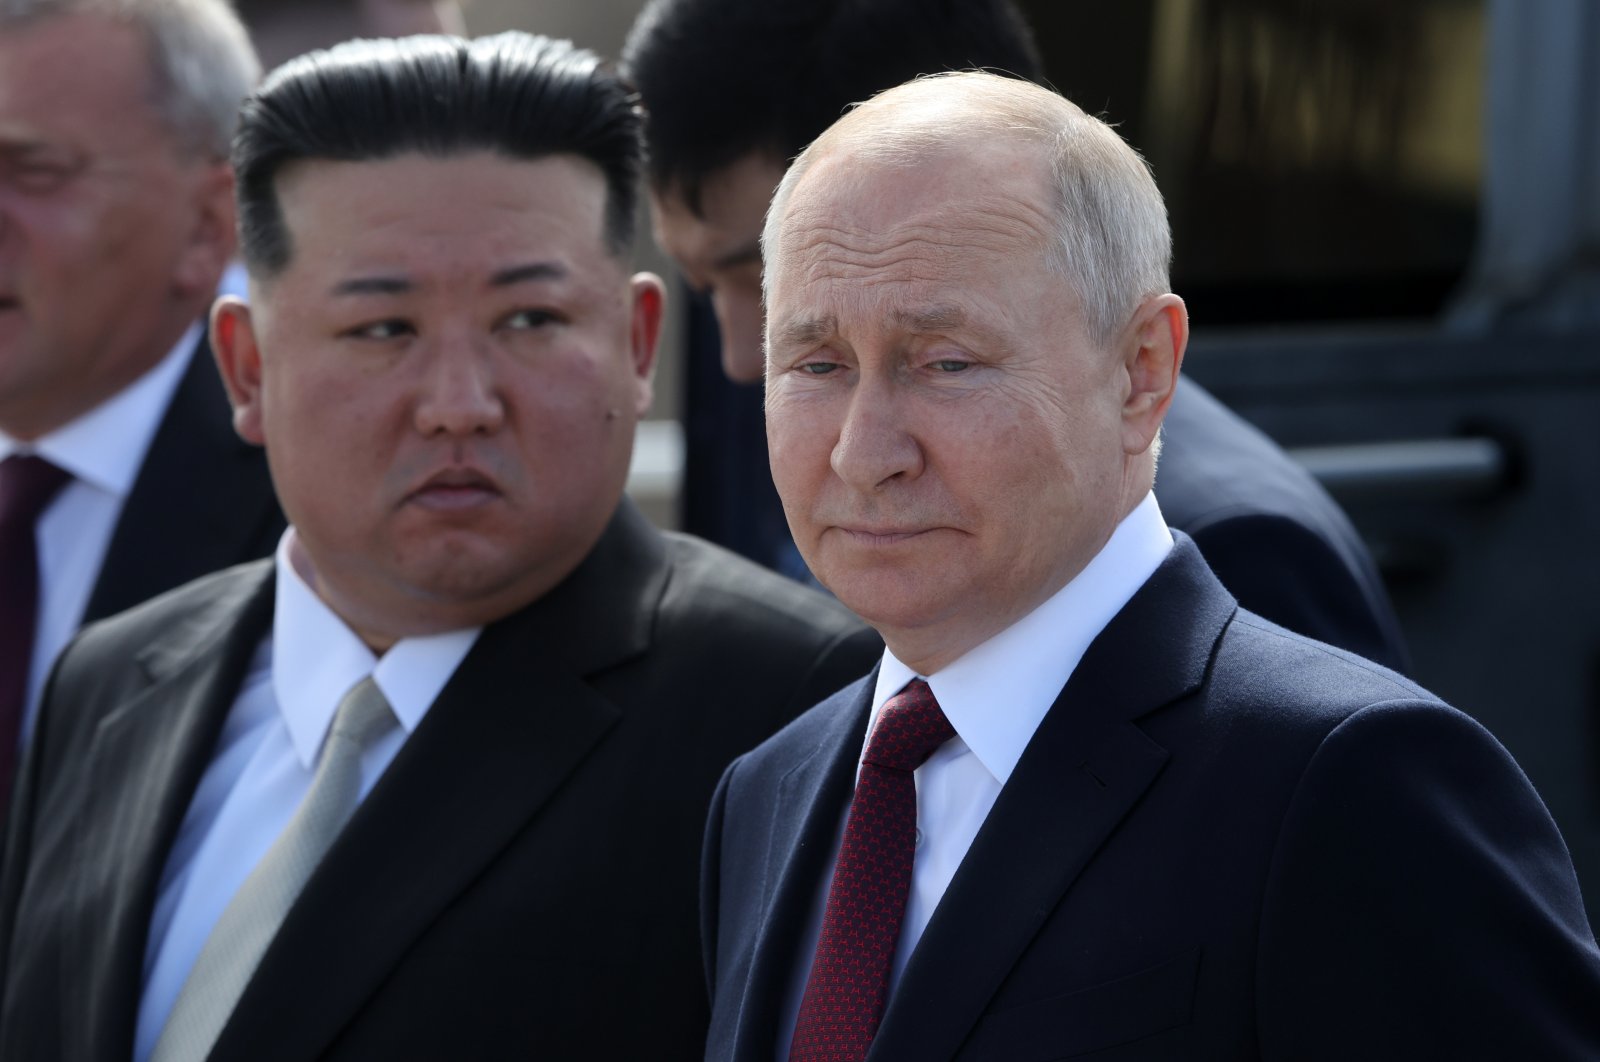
[826,569,952,633]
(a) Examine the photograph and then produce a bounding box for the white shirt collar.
[0,322,200,496]
[271,528,481,768]
[869,491,1174,785]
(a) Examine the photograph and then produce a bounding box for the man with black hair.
[621,0,1412,674]
[0,32,878,1061]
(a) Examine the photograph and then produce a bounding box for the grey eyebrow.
[893,304,968,334]
[774,315,837,348]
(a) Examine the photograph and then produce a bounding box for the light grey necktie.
[150,676,397,1062]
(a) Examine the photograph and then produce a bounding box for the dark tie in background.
[790,678,955,1062]
[0,454,71,816]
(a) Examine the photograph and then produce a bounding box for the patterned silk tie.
[789,679,955,1062]
[0,454,71,813]
[150,677,397,1062]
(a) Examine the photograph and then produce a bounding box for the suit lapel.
[731,677,874,1062]
[68,565,275,1062]
[85,333,281,623]
[869,538,1236,1061]
[210,502,672,1061]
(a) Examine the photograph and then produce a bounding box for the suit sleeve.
[1189,514,1410,675]
[1256,699,1600,1059]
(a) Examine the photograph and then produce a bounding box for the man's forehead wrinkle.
[785,215,1046,282]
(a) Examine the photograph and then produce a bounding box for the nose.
[413,338,505,437]
[829,378,924,492]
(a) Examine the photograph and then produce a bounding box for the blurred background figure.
[0,0,280,818]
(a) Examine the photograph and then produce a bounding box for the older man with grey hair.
[0,0,281,817]
[703,71,1600,1061]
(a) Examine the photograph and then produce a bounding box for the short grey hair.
[0,0,260,157]
[764,70,1172,349]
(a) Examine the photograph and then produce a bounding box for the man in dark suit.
[0,33,879,1061]
[0,0,281,814]
[621,0,1409,673]
[702,71,1600,1060]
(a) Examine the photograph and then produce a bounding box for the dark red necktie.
[0,455,72,813]
[789,679,955,1062]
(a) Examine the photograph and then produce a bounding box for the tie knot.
[862,679,955,772]
[329,676,397,750]
[0,455,71,525]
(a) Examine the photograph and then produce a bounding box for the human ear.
[1121,293,1187,456]
[211,296,267,445]
[628,272,666,417]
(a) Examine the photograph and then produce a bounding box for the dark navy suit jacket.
[703,536,1600,1060]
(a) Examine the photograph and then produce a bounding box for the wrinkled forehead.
[766,143,1058,293]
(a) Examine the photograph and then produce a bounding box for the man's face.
[0,14,232,439]
[650,152,786,384]
[765,143,1152,672]
[215,152,662,646]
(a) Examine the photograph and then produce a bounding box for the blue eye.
[799,362,838,375]
[932,359,971,373]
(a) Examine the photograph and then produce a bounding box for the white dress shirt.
[776,492,1174,1056]
[0,324,198,746]
[132,529,480,1062]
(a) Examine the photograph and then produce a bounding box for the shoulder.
[53,559,272,700]
[1245,639,1600,1052]
[1213,609,1425,713]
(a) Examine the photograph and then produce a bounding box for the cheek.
[765,394,832,489]
[13,201,96,280]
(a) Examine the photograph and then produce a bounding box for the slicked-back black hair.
[235,32,643,275]
[620,0,1042,214]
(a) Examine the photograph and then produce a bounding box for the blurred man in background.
[622,0,1413,674]
[0,0,281,817]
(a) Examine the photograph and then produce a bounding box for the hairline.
[249,147,631,284]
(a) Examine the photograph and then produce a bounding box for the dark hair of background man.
[621,0,1042,213]
[234,30,642,276]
